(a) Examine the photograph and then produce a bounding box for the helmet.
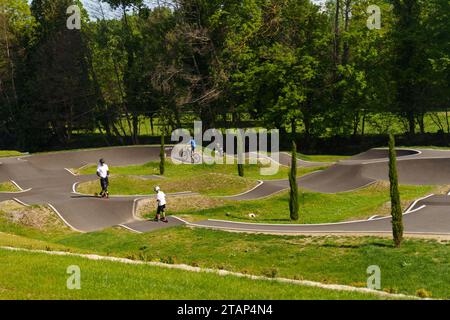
[154,186,160,192]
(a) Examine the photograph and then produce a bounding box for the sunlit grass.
[175,182,438,224]
[0,182,20,193]
[0,248,388,300]
[77,174,258,197]
[0,151,22,158]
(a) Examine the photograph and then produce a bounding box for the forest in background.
[0,0,449,152]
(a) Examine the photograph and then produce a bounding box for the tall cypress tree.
[388,133,403,247]
[237,130,244,177]
[289,141,299,221]
[159,132,165,175]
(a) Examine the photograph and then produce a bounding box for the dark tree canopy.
[0,0,448,151]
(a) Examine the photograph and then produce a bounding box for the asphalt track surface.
[202,148,450,236]
[0,146,449,236]
[0,146,190,232]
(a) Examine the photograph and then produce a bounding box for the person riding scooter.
[96,158,110,198]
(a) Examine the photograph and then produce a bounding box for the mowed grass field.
[0,215,448,299]
[0,182,20,193]
[0,151,22,158]
[0,248,387,300]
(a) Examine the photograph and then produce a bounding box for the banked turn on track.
[0,146,449,236]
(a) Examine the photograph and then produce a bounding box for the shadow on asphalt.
[70,195,98,199]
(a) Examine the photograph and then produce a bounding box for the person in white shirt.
[153,186,168,223]
[96,159,110,198]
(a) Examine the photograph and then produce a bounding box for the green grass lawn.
[0,151,22,158]
[0,248,387,300]
[0,226,447,299]
[75,159,326,181]
[77,174,258,197]
[0,205,448,300]
[0,182,20,193]
[174,183,438,224]
[255,151,350,163]
[298,153,350,162]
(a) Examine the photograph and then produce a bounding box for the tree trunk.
[150,115,155,136]
[334,0,341,68]
[2,15,17,106]
[132,113,139,144]
[361,110,367,136]
[342,0,351,66]
[446,109,450,134]
[417,114,425,134]
[353,111,360,136]
[408,112,415,135]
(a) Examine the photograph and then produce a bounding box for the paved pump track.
[0,146,189,232]
[0,146,449,236]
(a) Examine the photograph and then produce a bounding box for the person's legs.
[159,205,168,222]
[104,177,109,198]
[99,179,105,197]
[100,178,109,198]
[154,205,162,221]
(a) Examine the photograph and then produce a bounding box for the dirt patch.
[135,195,225,219]
[0,200,23,211]
[375,200,414,217]
[433,185,450,195]
[0,201,70,232]
[0,287,11,293]
[366,181,390,191]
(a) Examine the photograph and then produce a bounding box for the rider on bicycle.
[190,137,197,154]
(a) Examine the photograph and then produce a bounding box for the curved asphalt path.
[200,148,450,236]
[226,148,450,199]
[0,146,449,236]
[0,146,188,232]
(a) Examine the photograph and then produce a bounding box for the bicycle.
[180,146,201,164]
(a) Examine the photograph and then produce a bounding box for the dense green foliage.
[0,0,448,150]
